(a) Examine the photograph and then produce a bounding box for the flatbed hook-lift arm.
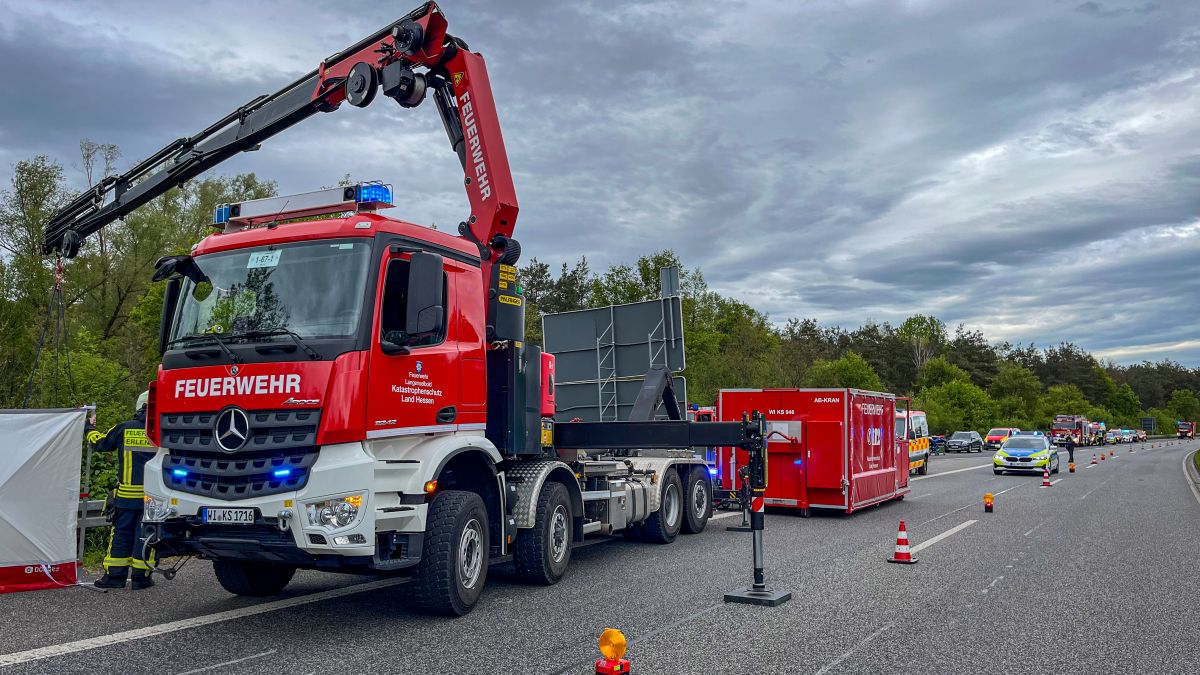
[42,2,518,275]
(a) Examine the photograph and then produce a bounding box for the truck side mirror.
[405,251,444,339]
[159,277,181,355]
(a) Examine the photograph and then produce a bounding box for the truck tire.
[514,481,573,585]
[412,490,489,616]
[212,560,295,597]
[641,469,683,544]
[917,455,929,476]
[680,467,712,535]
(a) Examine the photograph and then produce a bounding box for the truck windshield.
[1051,422,1075,430]
[171,239,371,341]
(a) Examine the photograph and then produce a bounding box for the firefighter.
[1064,435,1076,465]
[86,391,156,589]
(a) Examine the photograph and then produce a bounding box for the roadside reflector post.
[984,493,994,513]
[725,412,792,607]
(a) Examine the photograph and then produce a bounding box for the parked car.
[1120,429,1135,443]
[1106,430,1119,444]
[946,431,983,453]
[1135,429,1147,442]
[984,427,1020,451]
[993,435,1060,475]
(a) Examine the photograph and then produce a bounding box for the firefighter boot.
[94,572,128,589]
[130,572,155,590]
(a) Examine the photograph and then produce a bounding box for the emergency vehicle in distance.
[1050,414,1089,446]
[715,388,910,516]
[40,2,769,616]
[984,427,1020,452]
[1177,420,1196,439]
[896,407,931,475]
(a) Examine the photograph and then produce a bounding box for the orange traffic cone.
[1101,452,1106,461]
[1041,468,1052,487]
[887,520,918,564]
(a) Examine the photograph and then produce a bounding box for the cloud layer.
[2,0,1198,364]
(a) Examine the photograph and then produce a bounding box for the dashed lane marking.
[0,578,409,668]
[176,650,277,675]
[812,621,896,675]
[910,520,977,554]
[912,463,991,481]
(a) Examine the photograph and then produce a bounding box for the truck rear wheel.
[641,469,683,544]
[412,490,489,616]
[212,560,296,597]
[514,481,573,585]
[680,467,712,535]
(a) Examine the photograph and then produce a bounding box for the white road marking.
[1023,520,1048,537]
[910,520,977,554]
[1183,450,1200,508]
[176,650,277,675]
[1080,475,1118,500]
[912,463,991,481]
[1050,478,1063,486]
[1086,463,1096,469]
[981,575,1004,594]
[0,577,409,668]
[812,621,896,675]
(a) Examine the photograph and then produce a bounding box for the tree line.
[4,149,1199,447]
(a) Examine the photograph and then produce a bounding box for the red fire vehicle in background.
[1051,414,1089,446]
[1177,421,1196,439]
[716,389,909,516]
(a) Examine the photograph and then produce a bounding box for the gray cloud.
[2,0,1199,365]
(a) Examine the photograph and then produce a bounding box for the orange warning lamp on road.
[595,628,630,674]
[983,493,994,513]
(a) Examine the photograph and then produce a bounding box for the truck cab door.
[365,249,462,437]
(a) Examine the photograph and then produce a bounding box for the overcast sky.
[2,0,1198,365]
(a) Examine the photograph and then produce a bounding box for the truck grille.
[159,408,321,500]
[159,409,320,453]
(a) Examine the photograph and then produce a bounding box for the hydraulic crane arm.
[42,1,517,264]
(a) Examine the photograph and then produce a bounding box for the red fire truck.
[42,3,767,616]
[715,389,909,516]
[1177,421,1196,439]
[1051,414,1089,446]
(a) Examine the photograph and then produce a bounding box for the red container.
[716,388,909,515]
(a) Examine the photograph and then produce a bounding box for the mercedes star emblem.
[214,407,250,453]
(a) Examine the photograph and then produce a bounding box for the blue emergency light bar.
[212,181,394,230]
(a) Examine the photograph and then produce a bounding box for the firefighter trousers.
[104,506,155,578]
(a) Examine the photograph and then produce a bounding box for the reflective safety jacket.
[88,408,154,507]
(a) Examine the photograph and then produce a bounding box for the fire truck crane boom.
[42,1,516,272]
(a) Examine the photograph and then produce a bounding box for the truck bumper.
[144,441,430,570]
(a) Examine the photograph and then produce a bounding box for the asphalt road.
[3,439,1198,674]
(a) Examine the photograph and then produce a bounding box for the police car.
[993,434,1060,475]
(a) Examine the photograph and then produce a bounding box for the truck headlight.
[143,493,174,522]
[304,494,364,529]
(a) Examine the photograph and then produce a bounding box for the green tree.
[989,362,1042,420]
[1106,383,1142,422]
[897,314,946,376]
[944,324,999,388]
[1037,384,1091,428]
[917,380,998,434]
[1167,389,1200,422]
[801,352,883,390]
[916,355,971,390]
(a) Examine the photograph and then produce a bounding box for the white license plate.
[204,508,256,524]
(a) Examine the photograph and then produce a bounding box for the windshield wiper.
[166,332,242,363]
[231,328,320,360]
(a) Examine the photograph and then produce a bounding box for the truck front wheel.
[680,468,712,534]
[412,490,490,616]
[212,560,296,597]
[641,469,683,544]
[917,455,930,476]
[514,481,573,585]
